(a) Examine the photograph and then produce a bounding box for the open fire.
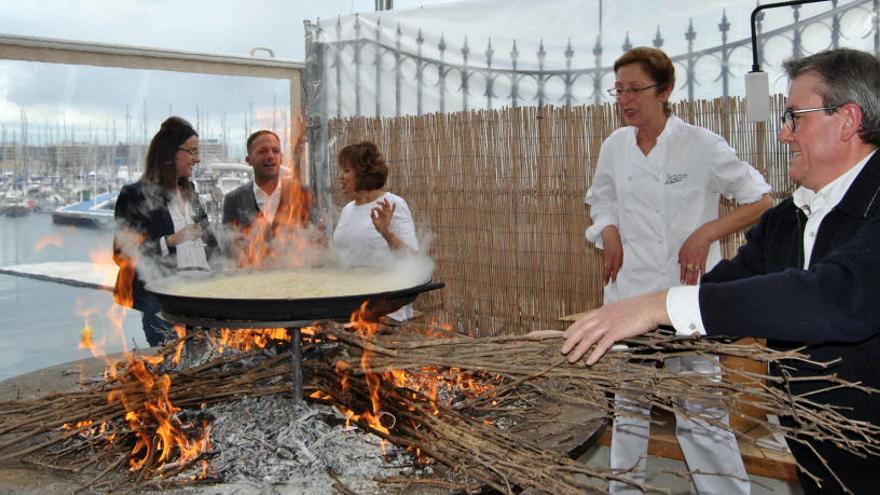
[39,152,461,489]
[52,300,508,491]
[76,321,212,479]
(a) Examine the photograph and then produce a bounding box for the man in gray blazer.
[222,129,312,264]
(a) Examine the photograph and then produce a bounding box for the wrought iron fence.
[302,0,879,211]
[305,0,877,118]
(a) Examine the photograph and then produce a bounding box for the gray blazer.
[221,180,316,261]
[222,180,260,228]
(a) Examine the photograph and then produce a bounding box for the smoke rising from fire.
[114,203,437,299]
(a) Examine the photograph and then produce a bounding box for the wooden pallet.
[597,409,798,481]
[560,312,797,481]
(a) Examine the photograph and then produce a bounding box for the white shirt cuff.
[585,218,614,247]
[160,236,170,256]
[666,286,706,337]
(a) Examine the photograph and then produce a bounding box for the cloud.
[0,0,483,151]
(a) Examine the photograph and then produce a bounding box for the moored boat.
[51,191,116,228]
[1,201,35,217]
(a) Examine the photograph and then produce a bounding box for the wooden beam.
[0,33,303,80]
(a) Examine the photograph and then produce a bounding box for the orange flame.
[318,307,502,452]
[229,176,314,269]
[309,390,333,400]
[206,328,291,353]
[74,228,212,477]
[34,234,63,252]
[172,326,187,366]
[106,353,210,471]
[111,228,145,309]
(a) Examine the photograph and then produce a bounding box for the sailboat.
[51,122,119,228]
[1,124,35,217]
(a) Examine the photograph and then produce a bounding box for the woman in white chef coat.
[330,141,418,321]
[584,47,772,494]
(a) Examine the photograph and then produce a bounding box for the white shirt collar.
[793,149,876,217]
[253,180,279,202]
[252,180,281,220]
[628,114,680,144]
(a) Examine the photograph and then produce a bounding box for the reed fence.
[327,95,791,336]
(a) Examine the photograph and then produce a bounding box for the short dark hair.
[246,130,280,153]
[142,116,197,190]
[783,48,880,147]
[338,141,388,191]
[614,47,676,116]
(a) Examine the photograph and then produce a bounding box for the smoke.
[114,183,437,302]
[328,229,436,288]
[216,220,436,290]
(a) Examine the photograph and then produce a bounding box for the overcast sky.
[0,0,867,161]
[0,0,461,158]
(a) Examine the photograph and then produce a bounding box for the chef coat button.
[627,175,633,181]
[689,323,696,330]
[809,231,816,238]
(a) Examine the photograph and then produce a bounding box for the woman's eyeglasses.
[178,147,200,157]
[607,84,660,97]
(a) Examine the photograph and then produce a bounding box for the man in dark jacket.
[562,48,880,494]
[222,130,313,266]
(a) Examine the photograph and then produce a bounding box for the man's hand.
[561,290,670,365]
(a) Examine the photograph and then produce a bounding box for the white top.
[667,149,876,337]
[161,195,210,270]
[331,192,419,320]
[253,181,282,222]
[585,115,770,304]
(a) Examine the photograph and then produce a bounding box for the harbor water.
[0,213,143,381]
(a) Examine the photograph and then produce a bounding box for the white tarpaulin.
[304,0,877,118]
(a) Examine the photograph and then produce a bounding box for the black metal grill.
[159,313,315,403]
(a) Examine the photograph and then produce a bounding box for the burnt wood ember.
[199,395,420,493]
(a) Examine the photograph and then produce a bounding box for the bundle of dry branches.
[328,324,880,491]
[0,323,876,494]
[309,359,630,494]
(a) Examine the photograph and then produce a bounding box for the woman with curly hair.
[330,141,418,320]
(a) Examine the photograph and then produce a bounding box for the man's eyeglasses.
[607,84,660,97]
[178,147,200,157]
[780,106,839,133]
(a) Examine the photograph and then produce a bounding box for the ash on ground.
[176,394,425,494]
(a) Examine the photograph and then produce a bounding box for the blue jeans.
[140,296,173,347]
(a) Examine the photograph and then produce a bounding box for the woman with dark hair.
[113,116,218,347]
[330,141,418,320]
